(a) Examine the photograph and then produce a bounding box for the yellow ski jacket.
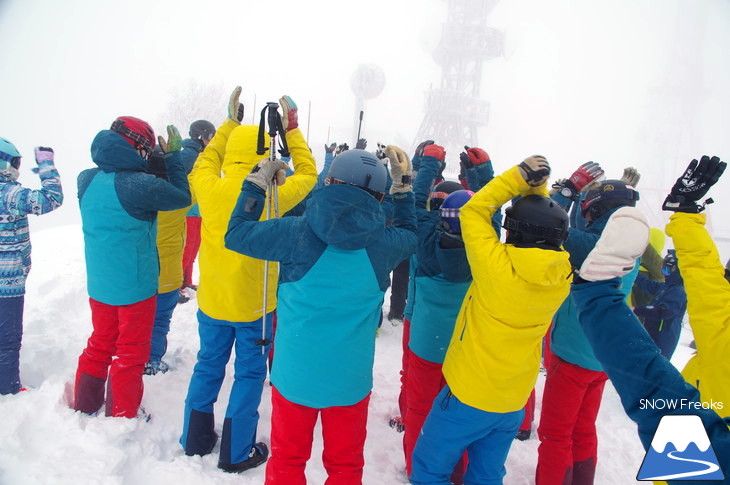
[156,206,190,293]
[443,165,572,413]
[666,213,730,414]
[190,119,317,322]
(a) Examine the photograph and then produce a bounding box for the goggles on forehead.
[110,119,154,156]
[324,176,385,203]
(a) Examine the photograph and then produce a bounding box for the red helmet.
[110,116,156,153]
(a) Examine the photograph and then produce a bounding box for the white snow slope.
[0,225,697,485]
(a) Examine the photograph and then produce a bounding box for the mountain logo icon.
[637,415,725,481]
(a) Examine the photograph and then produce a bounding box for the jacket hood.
[90,130,148,173]
[506,245,571,286]
[305,184,385,250]
[182,138,203,152]
[222,125,270,178]
[648,227,666,253]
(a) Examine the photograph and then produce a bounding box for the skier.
[73,117,190,418]
[663,155,729,419]
[632,249,687,359]
[537,166,642,485]
[0,139,63,395]
[410,156,572,485]
[145,120,216,375]
[403,144,500,483]
[179,120,217,303]
[567,197,730,483]
[180,87,317,473]
[224,146,417,484]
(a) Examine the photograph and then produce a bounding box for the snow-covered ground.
[0,225,697,485]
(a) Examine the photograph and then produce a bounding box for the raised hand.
[157,125,182,153]
[519,155,551,187]
[228,86,244,124]
[279,95,298,132]
[662,155,726,213]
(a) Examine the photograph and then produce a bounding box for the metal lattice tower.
[414,0,503,169]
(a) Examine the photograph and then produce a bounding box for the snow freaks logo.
[637,415,725,481]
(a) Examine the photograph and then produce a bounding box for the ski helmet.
[110,116,156,158]
[325,149,387,202]
[0,137,21,169]
[189,120,216,142]
[504,194,569,248]
[440,190,474,234]
[580,179,639,222]
[429,180,463,211]
[661,249,678,277]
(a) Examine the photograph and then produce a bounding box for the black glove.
[324,143,336,154]
[662,155,726,213]
[336,143,349,155]
[355,138,367,150]
[414,139,435,158]
[436,161,446,182]
[147,149,169,180]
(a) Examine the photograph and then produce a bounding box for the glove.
[324,143,336,154]
[621,167,641,187]
[559,161,604,199]
[279,95,298,132]
[147,149,168,180]
[228,86,244,123]
[247,158,289,191]
[386,145,413,194]
[414,139,435,158]
[336,143,349,155]
[422,144,446,162]
[157,125,182,153]
[375,143,387,162]
[459,146,489,169]
[34,146,54,164]
[519,155,551,187]
[355,138,367,150]
[549,178,568,196]
[662,155,727,213]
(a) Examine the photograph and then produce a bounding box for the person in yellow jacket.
[662,155,728,416]
[410,156,573,485]
[180,87,317,474]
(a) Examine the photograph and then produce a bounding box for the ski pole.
[355,110,364,146]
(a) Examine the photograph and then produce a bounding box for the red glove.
[466,147,490,166]
[422,144,446,162]
[569,161,604,192]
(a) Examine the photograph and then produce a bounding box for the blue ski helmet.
[325,149,387,201]
[661,249,678,277]
[504,194,569,248]
[0,137,22,169]
[440,190,474,234]
[429,180,463,211]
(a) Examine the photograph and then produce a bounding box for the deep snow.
[0,224,698,485]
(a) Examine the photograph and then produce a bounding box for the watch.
[560,186,575,199]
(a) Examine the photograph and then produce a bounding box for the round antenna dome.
[350,64,386,100]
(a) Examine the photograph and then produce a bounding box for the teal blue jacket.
[78,130,191,305]
[225,181,416,408]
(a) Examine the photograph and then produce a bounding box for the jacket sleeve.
[382,191,418,268]
[414,156,440,213]
[665,213,730,347]
[224,180,300,261]
[6,160,63,216]
[461,166,543,281]
[134,151,191,211]
[563,227,600,269]
[633,272,663,296]
[315,151,334,189]
[276,128,318,214]
[572,278,729,451]
[189,118,238,202]
[639,244,665,282]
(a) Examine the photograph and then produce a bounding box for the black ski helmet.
[580,179,639,222]
[429,180,463,211]
[189,120,216,141]
[503,195,569,248]
[325,149,387,201]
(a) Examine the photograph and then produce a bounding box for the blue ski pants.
[0,296,24,395]
[410,386,524,485]
[180,309,272,466]
[148,289,179,362]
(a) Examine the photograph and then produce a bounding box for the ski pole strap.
[276,115,290,159]
[256,105,270,155]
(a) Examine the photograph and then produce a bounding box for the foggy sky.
[1,0,728,258]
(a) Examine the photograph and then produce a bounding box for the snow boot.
[515,429,531,441]
[218,442,268,473]
[389,415,405,433]
[143,360,170,376]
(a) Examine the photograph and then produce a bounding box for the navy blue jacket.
[633,271,687,359]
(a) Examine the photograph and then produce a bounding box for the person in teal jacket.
[571,203,729,484]
[73,116,190,418]
[224,147,417,484]
[537,167,640,485]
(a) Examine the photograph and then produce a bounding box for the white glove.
[386,145,412,194]
[247,158,288,191]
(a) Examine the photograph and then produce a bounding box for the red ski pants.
[520,389,536,431]
[73,296,156,417]
[266,386,370,485]
[398,318,411,419]
[536,351,607,485]
[404,349,467,483]
[182,216,201,288]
